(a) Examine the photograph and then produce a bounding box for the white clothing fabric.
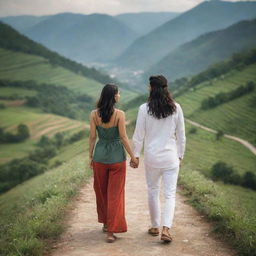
[145,164,180,228]
[132,102,186,169]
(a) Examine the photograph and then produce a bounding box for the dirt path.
[49,160,236,256]
[186,119,256,156]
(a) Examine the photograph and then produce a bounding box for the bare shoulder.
[115,109,125,116]
[90,109,99,119]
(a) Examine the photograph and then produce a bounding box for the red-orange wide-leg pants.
[92,160,127,233]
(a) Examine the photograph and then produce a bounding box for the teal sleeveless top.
[93,126,126,164]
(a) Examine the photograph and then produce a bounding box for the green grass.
[0,87,37,97]
[0,138,91,256]
[179,169,256,256]
[178,122,256,255]
[0,48,138,103]
[183,122,256,176]
[176,64,256,145]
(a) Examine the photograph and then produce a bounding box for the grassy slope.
[175,63,256,145]
[0,139,91,256]
[0,87,37,97]
[0,48,138,103]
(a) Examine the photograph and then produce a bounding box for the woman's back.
[132,102,186,169]
[93,109,126,164]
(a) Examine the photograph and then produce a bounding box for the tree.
[17,124,30,140]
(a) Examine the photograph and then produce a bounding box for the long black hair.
[97,84,118,123]
[147,75,176,119]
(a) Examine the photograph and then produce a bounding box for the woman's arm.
[89,111,97,168]
[132,105,146,159]
[175,104,186,161]
[118,110,138,165]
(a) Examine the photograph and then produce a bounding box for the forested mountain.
[0,21,119,85]
[145,19,256,82]
[115,0,256,70]
[5,13,138,63]
[115,12,179,35]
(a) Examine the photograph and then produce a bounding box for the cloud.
[0,0,244,17]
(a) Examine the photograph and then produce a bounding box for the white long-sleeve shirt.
[132,102,186,169]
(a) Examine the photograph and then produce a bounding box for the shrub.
[189,127,197,134]
[242,172,256,190]
[210,162,256,190]
[211,161,234,183]
[17,123,30,140]
[216,130,224,140]
[0,124,30,143]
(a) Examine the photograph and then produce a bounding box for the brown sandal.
[161,230,173,243]
[148,227,159,236]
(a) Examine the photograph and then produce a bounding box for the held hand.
[130,157,139,168]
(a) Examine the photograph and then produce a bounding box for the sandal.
[106,234,117,243]
[161,229,173,243]
[148,227,159,236]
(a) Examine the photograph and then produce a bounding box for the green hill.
[115,0,256,71]
[176,63,256,146]
[0,21,135,90]
[0,21,138,102]
[145,19,256,82]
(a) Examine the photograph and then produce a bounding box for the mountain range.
[115,0,256,70]
[0,12,179,64]
[144,19,256,82]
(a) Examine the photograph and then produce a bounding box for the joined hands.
[130,157,139,168]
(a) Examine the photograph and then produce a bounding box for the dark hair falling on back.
[147,75,176,119]
[97,84,118,123]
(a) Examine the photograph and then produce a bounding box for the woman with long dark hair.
[132,75,186,242]
[89,84,138,243]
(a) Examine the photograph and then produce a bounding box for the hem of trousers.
[107,229,127,233]
[98,221,127,233]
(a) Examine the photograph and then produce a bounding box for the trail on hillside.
[49,160,236,256]
[186,118,256,156]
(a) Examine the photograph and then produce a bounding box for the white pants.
[145,163,180,228]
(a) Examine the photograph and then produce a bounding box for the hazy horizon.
[0,0,246,18]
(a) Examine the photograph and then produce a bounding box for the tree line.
[0,129,88,193]
[211,161,256,191]
[0,79,94,120]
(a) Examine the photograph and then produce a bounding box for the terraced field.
[176,64,256,145]
[0,48,138,103]
[0,103,88,163]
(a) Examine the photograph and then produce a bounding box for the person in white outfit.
[131,75,186,243]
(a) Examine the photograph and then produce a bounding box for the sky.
[0,0,248,17]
